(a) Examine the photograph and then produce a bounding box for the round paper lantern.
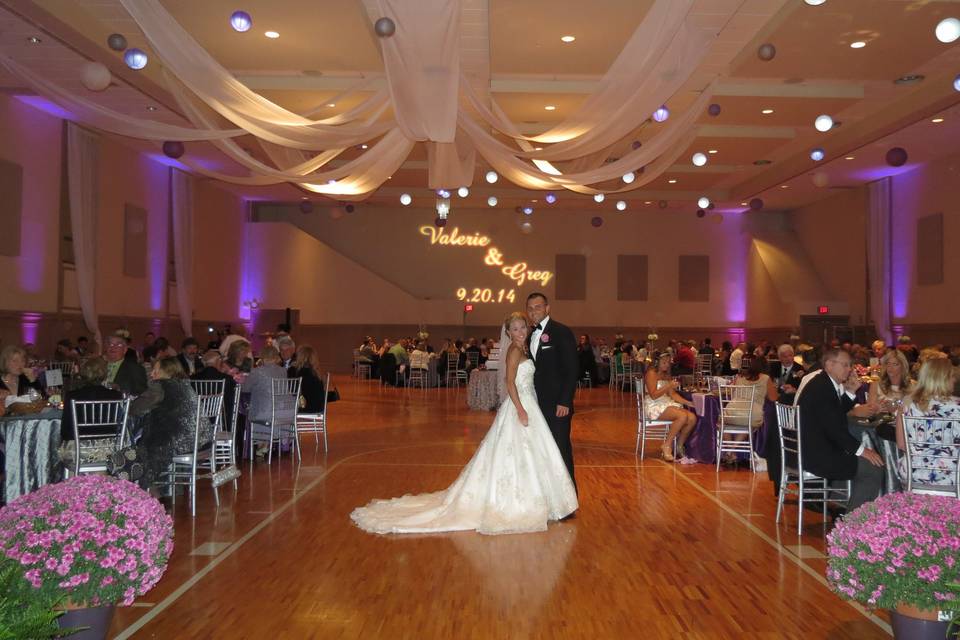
[230,11,252,32]
[812,172,829,188]
[434,216,447,228]
[804,0,827,5]
[457,186,469,198]
[749,198,764,211]
[622,172,636,184]
[814,114,834,132]
[107,33,127,51]
[345,204,355,213]
[692,152,707,167]
[545,192,557,204]
[80,62,111,92]
[487,196,498,207]
[399,193,412,206]
[522,206,533,215]
[485,170,498,184]
[375,17,396,37]
[697,196,710,209]
[162,141,185,159]
[615,200,627,211]
[886,147,908,167]
[954,74,960,92]
[593,193,605,203]
[757,43,776,61]
[520,221,533,234]
[935,17,960,44]
[437,189,450,199]
[710,214,724,225]
[298,200,313,214]
[707,103,721,116]
[652,105,670,123]
[631,140,642,150]
[123,48,148,70]
[590,216,603,228]
[658,200,668,209]
[696,209,706,218]
[810,147,825,162]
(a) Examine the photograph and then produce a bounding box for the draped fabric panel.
[170,169,194,337]
[867,178,893,344]
[66,123,101,344]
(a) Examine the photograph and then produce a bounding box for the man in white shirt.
[730,342,746,372]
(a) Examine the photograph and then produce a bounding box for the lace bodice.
[515,359,536,397]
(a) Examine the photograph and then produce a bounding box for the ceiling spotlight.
[845,156,855,160]
[560,35,576,43]
[544,105,556,111]
[935,17,960,44]
[399,193,412,206]
[850,41,866,49]
[780,185,790,189]
[652,105,670,123]
[485,170,498,184]
[740,202,748,206]
[697,197,710,209]
[692,152,707,167]
[810,148,825,161]
[457,186,469,198]
[545,192,557,204]
[326,103,336,107]
[761,108,774,114]
[487,196,498,207]
[668,179,677,184]
[894,74,924,85]
[27,36,42,44]
[804,0,826,5]
[616,200,627,211]
[593,193,605,203]
[622,172,636,184]
[522,206,534,215]
[437,189,450,198]
[708,149,718,154]
[264,31,280,39]
[814,114,834,132]
[931,117,944,123]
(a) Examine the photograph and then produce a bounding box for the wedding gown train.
[351,359,578,535]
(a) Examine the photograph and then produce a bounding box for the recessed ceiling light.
[27,36,42,44]
[668,179,677,184]
[544,105,556,111]
[850,41,866,49]
[753,159,772,165]
[361,144,368,149]
[931,117,944,123]
[534,147,543,151]
[644,201,652,205]
[146,105,158,112]
[761,108,774,114]
[804,0,826,5]
[845,156,855,160]
[708,149,718,154]
[780,185,789,189]
[894,74,924,85]
[560,35,576,43]
[264,31,280,39]
[326,103,336,108]
[740,202,748,206]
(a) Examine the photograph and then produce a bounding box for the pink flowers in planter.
[826,492,960,610]
[0,475,174,606]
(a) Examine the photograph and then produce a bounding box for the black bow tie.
[533,323,543,331]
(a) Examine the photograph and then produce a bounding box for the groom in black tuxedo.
[526,292,579,493]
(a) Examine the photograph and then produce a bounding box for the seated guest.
[698,338,715,356]
[224,339,253,374]
[242,345,288,425]
[54,339,80,363]
[103,334,148,396]
[388,338,410,380]
[120,357,202,490]
[797,348,884,511]
[75,336,90,357]
[59,357,124,468]
[730,357,778,427]
[277,336,297,369]
[729,342,746,373]
[463,338,482,368]
[358,337,379,375]
[289,345,326,413]
[896,358,959,488]
[674,341,696,375]
[177,337,203,377]
[770,344,805,404]
[643,353,697,463]
[0,345,43,397]
[409,341,431,374]
[718,341,734,375]
[193,350,238,460]
[868,349,913,409]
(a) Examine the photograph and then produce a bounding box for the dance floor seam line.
[668,461,893,636]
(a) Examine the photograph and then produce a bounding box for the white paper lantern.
[697,196,710,209]
[593,193,605,203]
[692,152,708,167]
[487,196,498,207]
[616,200,627,211]
[81,62,111,92]
[399,193,412,206]
[622,172,636,184]
[810,148,825,162]
[804,0,826,5]
[485,170,498,184]
[954,74,960,92]
[935,17,960,44]
[123,48,148,70]
[457,186,469,198]
[814,114,834,132]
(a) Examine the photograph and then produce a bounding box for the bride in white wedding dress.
[351,312,578,535]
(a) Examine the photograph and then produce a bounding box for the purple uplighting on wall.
[889,167,921,319]
[723,220,748,324]
[20,313,41,345]
[14,96,74,120]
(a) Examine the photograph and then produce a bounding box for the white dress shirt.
[530,315,550,358]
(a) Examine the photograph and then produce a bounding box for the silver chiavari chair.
[67,398,131,477]
[249,378,302,465]
[163,393,223,517]
[297,372,331,453]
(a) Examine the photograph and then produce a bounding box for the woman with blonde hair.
[643,352,697,462]
[289,344,325,413]
[896,357,960,487]
[868,348,913,409]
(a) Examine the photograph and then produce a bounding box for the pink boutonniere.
[540,333,550,344]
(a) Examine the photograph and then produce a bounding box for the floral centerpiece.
[826,493,958,634]
[0,475,174,609]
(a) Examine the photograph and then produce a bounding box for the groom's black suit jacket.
[526,318,578,415]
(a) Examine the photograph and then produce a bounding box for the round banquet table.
[467,369,501,411]
[0,408,63,503]
[681,392,774,465]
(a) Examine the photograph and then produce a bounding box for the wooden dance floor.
[109,377,891,639]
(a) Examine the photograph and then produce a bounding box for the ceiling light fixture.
[845,156,855,160]
[360,144,368,149]
[815,114,834,132]
[931,117,944,123]
[697,197,710,209]
[264,31,280,39]
[593,193,605,203]
[560,35,576,43]
[894,74,924,85]
[399,193,412,206]
[810,148,825,161]
[622,172,636,184]
[544,105,556,111]
[740,202,748,206]
[146,105,158,112]
[487,196,498,207]
[761,108,774,114]
[668,179,677,184]
[954,74,960,92]
[27,36,42,44]
[780,185,789,189]
[804,0,826,5]
[692,152,708,166]
[935,17,960,44]
[616,200,627,211]
[708,149,718,154]
[850,41,866,49]
[485,170,498,184]
[457,186,469,197]
[652,105,670,122]
[326,103,336,107]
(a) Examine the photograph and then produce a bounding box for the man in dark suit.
[104,335,148,396]
[769,344,805,404]
[177,338,203,377]
[797,348,884,511]
[193,350,239,461]
[526,292,579,494]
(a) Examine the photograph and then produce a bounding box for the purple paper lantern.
[298,200,313,214]
[545,192,557,204]
[757,43,776,61]
[162,141,184,159]
[107,33,127,51]
[749,198,764,211]
[230,11,252,32]
[123,48,148,70]
[631,140,642,150]
[522,206,534,215]
[345,204,355,213]
[696,209,706,218]
[590,216,603,228]
[652,105,670,123]
[435,216,447,228]
[658,200,668,209]
[374,17,396,37]
[885,147,908,167]
[707,103,721,117]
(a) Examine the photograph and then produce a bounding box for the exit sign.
[817,305,830,315]
[464,304,474,312]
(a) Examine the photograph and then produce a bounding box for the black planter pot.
[890,608,949,640]
[59,605,115,640]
